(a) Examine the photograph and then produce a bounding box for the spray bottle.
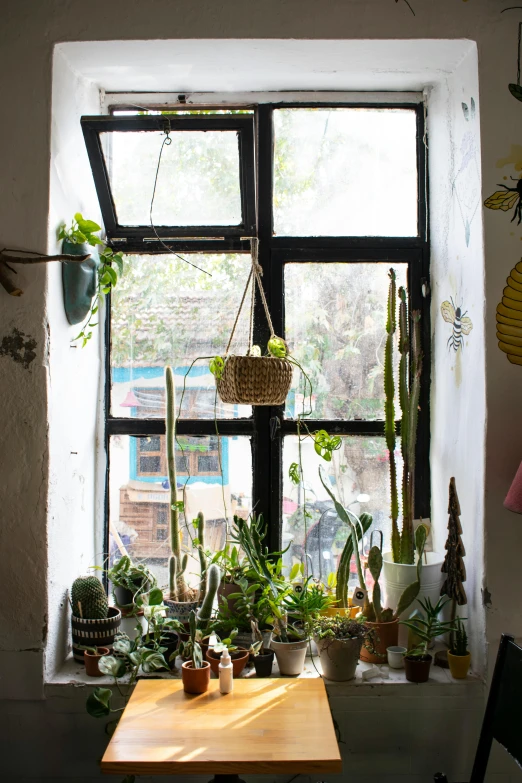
[219,648,233,694]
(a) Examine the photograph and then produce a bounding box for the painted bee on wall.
[484,176,522,224]
[441,298,474,352]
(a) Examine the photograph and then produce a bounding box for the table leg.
[208,775,247,783]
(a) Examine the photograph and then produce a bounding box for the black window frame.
[91,100,430,562]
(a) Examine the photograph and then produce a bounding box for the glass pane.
[273,108,418,236]
[282,435,402,591]
[109,435,252,589]
[103,130,242,226]
[111,254,252,419]
[284,262,407,420]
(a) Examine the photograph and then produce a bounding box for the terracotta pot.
[84,647,110,677]
[448,651,471,679]
[206,647,249,677]
[315,636,363,682]
[360,619,399,663]
[253,649,275,678]
[404,653,432,683]
[71,606,121,664]
[271,638,308,676]
[181,661,211,694]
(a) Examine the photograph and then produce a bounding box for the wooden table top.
[101,678,342,776]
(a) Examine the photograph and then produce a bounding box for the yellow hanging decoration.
[496,258,522,365]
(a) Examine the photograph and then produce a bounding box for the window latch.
[270,416,281,441]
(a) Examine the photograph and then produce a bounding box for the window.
[88,101,429,590]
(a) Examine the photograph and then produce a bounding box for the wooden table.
[101,678,342,779]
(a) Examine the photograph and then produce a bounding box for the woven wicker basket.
[217,355,293,405]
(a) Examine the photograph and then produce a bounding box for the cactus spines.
[385,269,400,564]
[166,366,188,601]
[196,512,208,600]
[196,563,220,631]
[71,576,108,619]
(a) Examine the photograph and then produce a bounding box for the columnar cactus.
[166,366,188,600]
[385,270,400,563]
[196,563,220,632]
[196,511,208,601]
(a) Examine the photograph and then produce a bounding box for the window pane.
[109,435,252,588]
[284,262,407,420]
[282,435,402,591]
[273,108,418,236]
[111,254,252,419]
[103,130,242,226]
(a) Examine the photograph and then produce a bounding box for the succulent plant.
[71,576,108,619]
[451,618,469,656]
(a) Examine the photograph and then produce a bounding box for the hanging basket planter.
[212,239,293,406]
[217,354,293,405]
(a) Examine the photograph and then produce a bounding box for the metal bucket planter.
[271,638,308,676]
[315,637,363,682]
[71,607,121,664]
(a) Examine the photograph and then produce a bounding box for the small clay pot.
[206,647,249,677]
[360,619,399,663]
[84,647,110,677]
[253,648,275,678]
[181,660,211,694]
[404,653,432,683]
[448,651,471,679]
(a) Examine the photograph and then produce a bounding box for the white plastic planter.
[271,638,308,675]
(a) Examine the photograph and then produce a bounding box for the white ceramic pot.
[271,638,308,675]
[387,645,407,669]
[382,551,444,646]
[119,612,147,638]
[164,599,199,623]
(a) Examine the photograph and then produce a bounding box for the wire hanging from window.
[149,126,211,277]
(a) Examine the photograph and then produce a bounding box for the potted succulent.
[312,614,372,681]
[400,596,459,683]
[206,634,250,677]
[252,643,275,678]
[359,526,427,663]
[78,645,110,677]
[107,557,156,614]
[271,579,332,676]
[381,270,443,610]
[139,588,183,669]
[176,611,211,694]
[447,618,471,679]
[215,576,274,648]
[70,575,121,664]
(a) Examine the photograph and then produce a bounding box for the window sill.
[46,649,484,693]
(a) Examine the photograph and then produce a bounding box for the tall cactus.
[385,270,400,563]
[166,366,188,600]
[196,511,208,601]
[196,563,220,632]
[397,287,423,565]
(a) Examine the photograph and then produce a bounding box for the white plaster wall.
[45,50,104,679]
[428,45,487,671]
[0,0,521,780]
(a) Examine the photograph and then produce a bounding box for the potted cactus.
[163,366,202,621]
[70,575,121,663]
[177,610,211,694]
[447,618,471,679]
[400,596,459,683]
[381,269,443,613]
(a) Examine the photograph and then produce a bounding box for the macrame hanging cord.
[224,238,276,355]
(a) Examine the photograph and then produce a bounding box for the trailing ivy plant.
[59,213,124,347]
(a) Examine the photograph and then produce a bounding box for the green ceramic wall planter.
[61,239,99,325]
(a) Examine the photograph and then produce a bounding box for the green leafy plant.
[400,596,460,659]
[60,213,124,347]
[107,556,157,612]
[173,610,203,668]
[312,613,371,642]
[280,578,334,638]
[450,617,469,656]
[385,268,423,564]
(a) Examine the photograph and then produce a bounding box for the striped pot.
[71,607,121,664]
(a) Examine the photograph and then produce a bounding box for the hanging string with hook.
[149,123,211,276]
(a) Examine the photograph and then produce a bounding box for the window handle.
[270,416,281,441]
